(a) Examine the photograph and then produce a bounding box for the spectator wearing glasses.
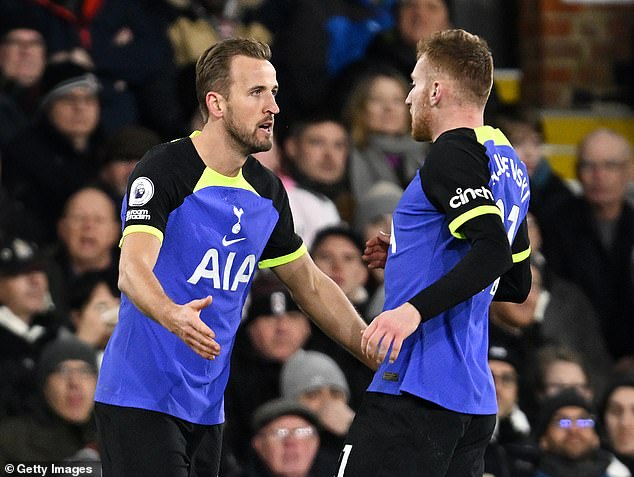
[242,398,322,477]
[539,128,634,362]
[529,345,595,426]
[532,389,631,477]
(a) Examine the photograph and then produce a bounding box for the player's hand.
[164,296,220,360]
[362,231,390,269]
[362,303,421,365]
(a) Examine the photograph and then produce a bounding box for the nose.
[266,93,280,115]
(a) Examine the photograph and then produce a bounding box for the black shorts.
[335,392,496,477]
[95,402,223,477]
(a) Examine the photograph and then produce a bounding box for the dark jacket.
[540,198,634,360]
[0,402,98,467]
[2,118,102,244]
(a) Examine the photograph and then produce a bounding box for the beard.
[224,108,273,155]
[410,105,433,142]
[410,88,434,142]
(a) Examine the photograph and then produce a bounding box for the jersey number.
[336,444,353,476]
[496,198,520,245]
[490,199,520,296]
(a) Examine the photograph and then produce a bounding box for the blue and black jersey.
[95,133,305,425]
[368,126,531,415]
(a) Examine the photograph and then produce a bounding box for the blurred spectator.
[253,128,338,247]
[489,258,612,393]
[529,345,595,425]
[495,108,576,228]
[0,234,59,418]
[0,337,99,468]
[159,0,271,67]
[65,270,120,367]
[308,226,373,410]
[97,125,161,210]
[311,226,369,321]
[254,0,396,133]
[224,271,312,468]
[47,186,120,318]
[353,180,402,319]
[281,349,354,472]
[29,0,186,137]
[540,128,634,361]
[599,375,634,475]
[342,67,426,202]
[364,0,451,80]
[532,389,631,477]
[242,398,322,477]
[0,8,47,146]
[282,115,354,224]
[485,342,536,477]
[2,60,103,243]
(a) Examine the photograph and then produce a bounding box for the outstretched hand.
[362,303,421,365]
[164,296,220,360]
[362,231,390,269]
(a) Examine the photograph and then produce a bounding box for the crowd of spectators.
[0,1,632,476]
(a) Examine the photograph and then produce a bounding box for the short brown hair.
[195,38,271,122]
[417,29,493,107]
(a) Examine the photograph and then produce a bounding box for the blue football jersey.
[368,127,530,414]
[95,134,305,425]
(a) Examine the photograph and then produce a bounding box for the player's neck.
[431,105,484,142]
[191,125,246,177]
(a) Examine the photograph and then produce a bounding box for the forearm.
[408,215,512,320]
[275,257,375,369]
[300,274,373,367]
[118,258,178,327]
[118,235,178,328]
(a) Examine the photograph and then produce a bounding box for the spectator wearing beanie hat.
[2,59,104,244]
[598,375,634,475]
[281,349,355,475]
[281,350,352,433]
[533,389,631,477]
[0,336,99,467]
[224,270,312,468]
[242,398,321,477]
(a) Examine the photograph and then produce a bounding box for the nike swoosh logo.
[222,236,247,246]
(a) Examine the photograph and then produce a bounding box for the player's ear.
[430,82,441,106]
[206,91,225,119]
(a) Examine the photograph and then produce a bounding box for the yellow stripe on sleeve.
[448,205,502,239]
[258,244,308,269]
[512,246,531,263]
[119,225,164,247]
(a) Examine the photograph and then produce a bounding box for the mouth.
[258,120,273,135]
